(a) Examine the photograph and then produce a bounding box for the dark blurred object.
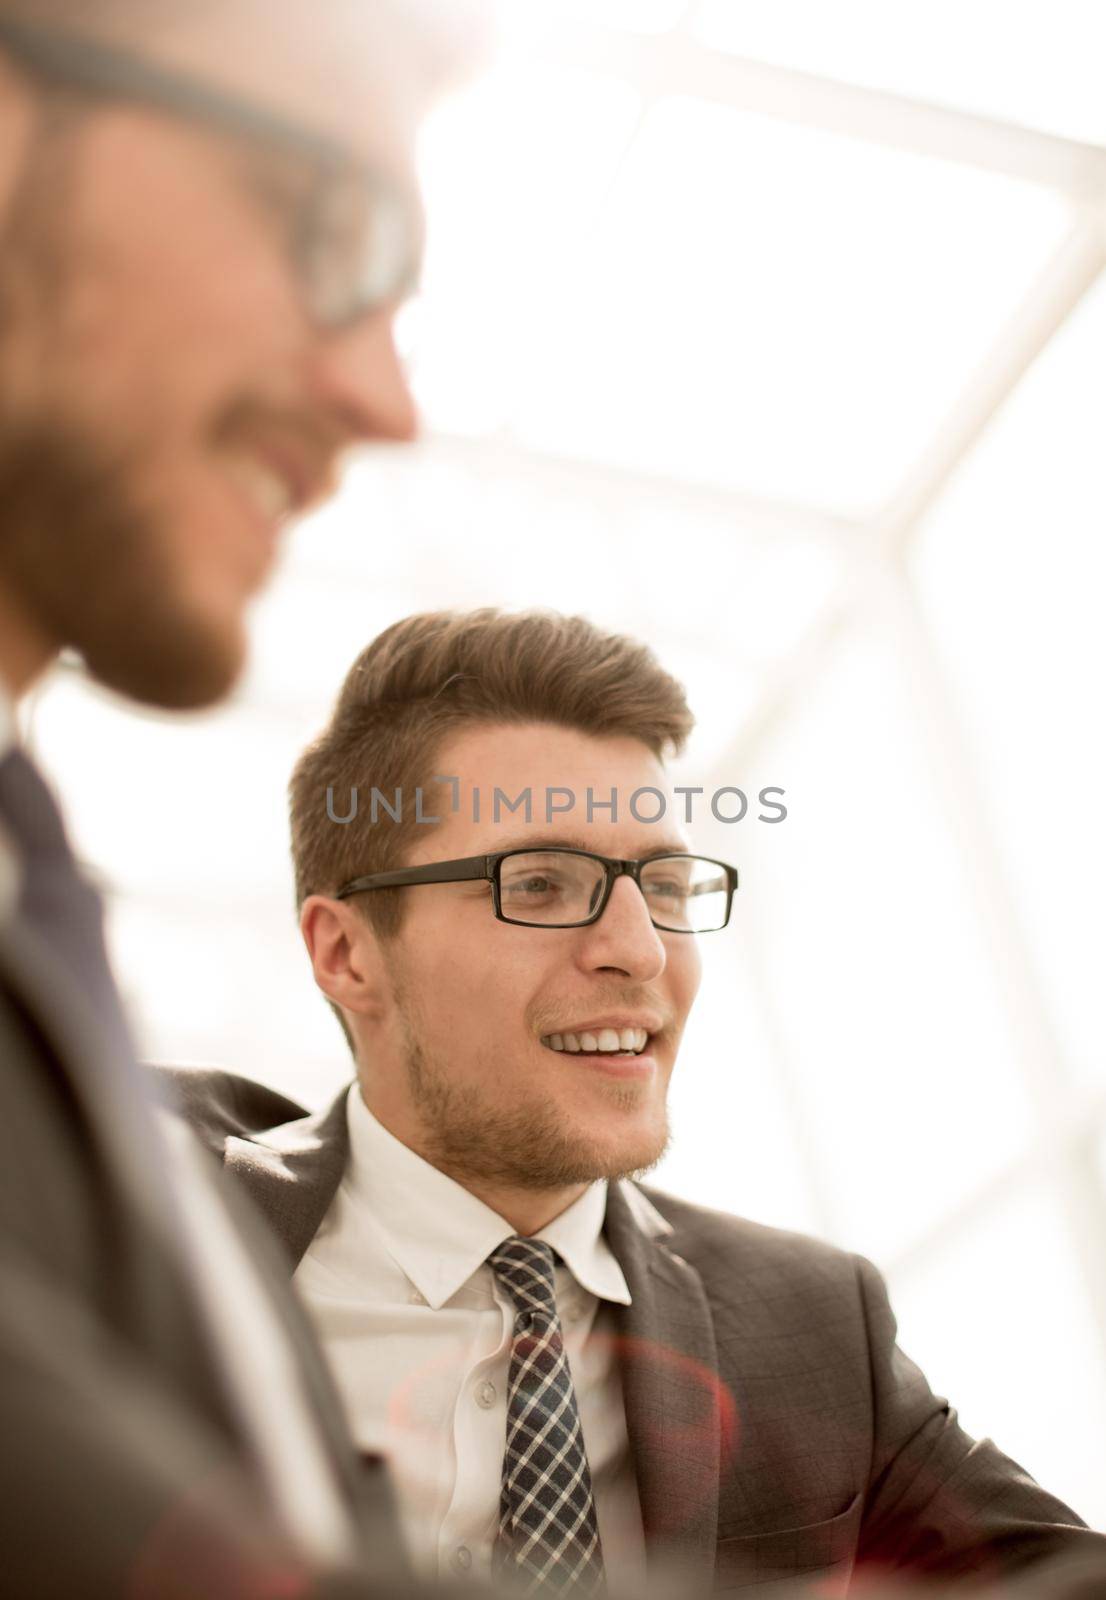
[0,0,489,1593]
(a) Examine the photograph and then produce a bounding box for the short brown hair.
[289,608,694,940]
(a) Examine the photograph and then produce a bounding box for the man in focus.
[168,608,1106,1596]
[0,2,486,1593]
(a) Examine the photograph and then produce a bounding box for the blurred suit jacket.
[162,1065,1106,1598]
[0,813,432,1598]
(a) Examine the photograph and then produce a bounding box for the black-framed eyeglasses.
[0,19,422,329]
[337,848,739,934]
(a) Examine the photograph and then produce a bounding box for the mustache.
[530,989,678,1038]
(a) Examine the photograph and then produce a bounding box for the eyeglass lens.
[497,851,729,931]
[300,169,418,327]
[1,21,417,331]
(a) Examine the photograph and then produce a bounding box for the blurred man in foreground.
[0,1,488,1593]
[167,608,1106,1596]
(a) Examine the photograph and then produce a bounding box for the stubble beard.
[395,999,672,1193]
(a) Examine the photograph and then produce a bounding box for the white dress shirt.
[294,1085,649,1588]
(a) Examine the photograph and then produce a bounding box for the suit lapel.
[0,909,183,1254]
[606,1180,720,1590]
[0,901,244,1424]
[224,1086,351,1268]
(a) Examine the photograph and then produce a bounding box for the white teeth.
[224,456,292,523]
[541,1027,649,1055]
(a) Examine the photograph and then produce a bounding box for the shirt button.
[475,1379,497,1409]
[451,1545,472,1574]
[408,1288,425,1305]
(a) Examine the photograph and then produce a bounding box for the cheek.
[397,941,483,1041]
[58,199,304,431]
[400,924,546,1050]
[71,278,295,427]
[671,943,703,1025]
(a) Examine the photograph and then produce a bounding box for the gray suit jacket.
[0,824,431,1598]
[162,1065,1106,1597]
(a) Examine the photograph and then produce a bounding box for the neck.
[358,1084,590,1235]
[0,581,54,698]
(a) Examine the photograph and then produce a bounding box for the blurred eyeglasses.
[0,18,422,328]
[337,848,739,934]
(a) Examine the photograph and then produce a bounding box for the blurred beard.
[0,111,244,709]
[0,418,243,708]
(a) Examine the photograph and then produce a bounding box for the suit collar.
[0,817,18,927]
[0,910,182,1252]
[224,1083,350,1268]
[606,1180,721,1589]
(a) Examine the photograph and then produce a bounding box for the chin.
[580,1115,670,1183]
[84,609,247,710]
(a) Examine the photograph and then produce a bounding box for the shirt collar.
[539,1177,630,1307]
[344,1085,631,1311]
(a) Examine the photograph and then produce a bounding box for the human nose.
[575,872,667,983]
[306,309,418,443]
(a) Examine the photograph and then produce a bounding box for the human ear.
[299,895,390,1023]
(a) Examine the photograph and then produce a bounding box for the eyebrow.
[487,834,692,860]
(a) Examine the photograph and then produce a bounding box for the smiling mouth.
[220,452,297,527]
[540,1027,651,1057]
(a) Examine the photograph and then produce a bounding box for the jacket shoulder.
[637,1182,864,1288]
[634,1185,893,1377]
[147,1064,310,1157]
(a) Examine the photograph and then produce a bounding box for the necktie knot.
[488,1236,559,1324]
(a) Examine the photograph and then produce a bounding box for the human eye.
[645,875,688,903]
[500,866,567,906]
[642,858,693,903]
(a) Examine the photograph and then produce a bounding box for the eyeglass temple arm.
[688,867,738,897]
[336,856,493,899]
[0,17,351,169]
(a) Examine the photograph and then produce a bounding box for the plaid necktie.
[488,1236,605,1596]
